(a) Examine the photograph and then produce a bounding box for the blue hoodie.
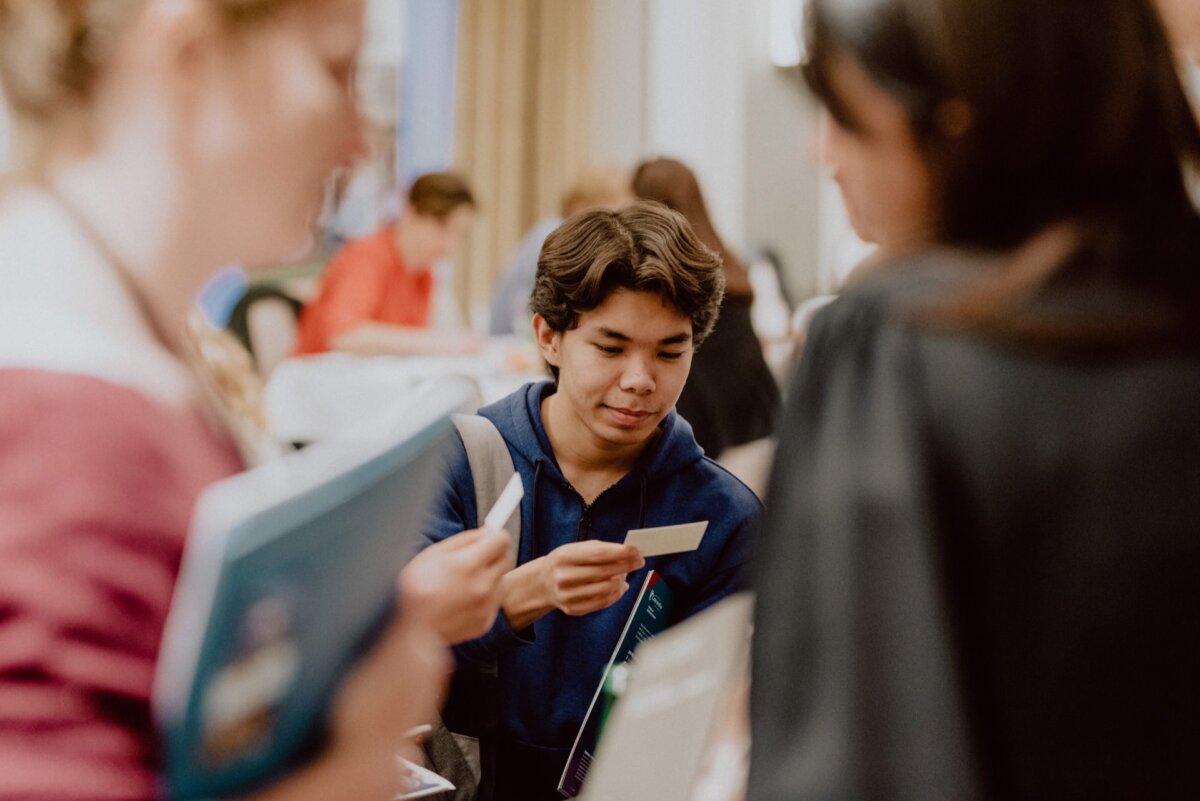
[423,380,762,800]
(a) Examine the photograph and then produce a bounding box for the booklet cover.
[558,570,673,798]
[153,379,473,800]
[578,593,754,801]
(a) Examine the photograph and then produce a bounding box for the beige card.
[624,521,709,558]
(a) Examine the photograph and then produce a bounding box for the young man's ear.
[531,314,561,369]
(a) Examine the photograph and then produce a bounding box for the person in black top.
[633,158,780,459]
[749,1,1200,799]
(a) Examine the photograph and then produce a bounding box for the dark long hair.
[803,0,1200,345]
[632,158,754,297]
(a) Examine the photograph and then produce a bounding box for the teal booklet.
[558,570,673,798]
[153,379,473,799]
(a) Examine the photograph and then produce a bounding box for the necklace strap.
[42,183,180,353]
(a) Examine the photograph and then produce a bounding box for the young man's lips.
[605,405,654,423]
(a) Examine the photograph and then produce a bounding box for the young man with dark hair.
[424,201,762,801]
[294,171,479,356]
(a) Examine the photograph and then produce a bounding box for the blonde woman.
[0,1,509,798]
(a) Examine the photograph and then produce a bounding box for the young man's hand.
[540,541,645,615]
[500,541,645,629]
[401,528,514,644]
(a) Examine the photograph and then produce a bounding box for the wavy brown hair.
[531,201,726,377]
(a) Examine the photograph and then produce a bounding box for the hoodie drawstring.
[529,459,544,562]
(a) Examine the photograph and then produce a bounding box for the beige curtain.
[453,0,594,319]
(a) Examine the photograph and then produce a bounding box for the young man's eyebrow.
[658,332,692,346]
[596,327,632,342]
[595,327,693,345]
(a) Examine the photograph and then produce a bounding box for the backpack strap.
[452,414,521,548]
[444,414,522,801]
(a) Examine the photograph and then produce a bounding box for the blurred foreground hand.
[401,528,515,644]
[325,613,448,798]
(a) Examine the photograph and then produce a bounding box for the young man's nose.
[618,358,655,394]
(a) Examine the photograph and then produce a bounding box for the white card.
[624,521,709,558]
[483,473,524,532]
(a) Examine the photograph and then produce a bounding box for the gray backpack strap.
[451,414,521,550]
[440,414,520,800]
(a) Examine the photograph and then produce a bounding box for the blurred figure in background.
[633,157,780,459]
[294,171,480,356]
[0,1,508,798]
[750,0,1200,799]
[488,163,632,335]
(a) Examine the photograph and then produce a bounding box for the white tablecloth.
[264,338,545,444]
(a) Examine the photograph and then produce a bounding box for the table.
[264,337,545,444]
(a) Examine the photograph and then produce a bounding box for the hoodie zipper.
[575,503,593,541]
[569,473,644,542]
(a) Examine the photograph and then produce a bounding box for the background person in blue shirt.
[424,201,763,800]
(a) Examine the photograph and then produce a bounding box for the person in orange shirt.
[295,172,480,355]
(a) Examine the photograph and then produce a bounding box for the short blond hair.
[560,164,632,218]
[0,0,304,123]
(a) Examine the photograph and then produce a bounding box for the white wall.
[591,0,829,300]
[363,0,405,67]
[742,0,824,298]
[592,0,749,238]
[643,0,750,246]
[591,0,647,168]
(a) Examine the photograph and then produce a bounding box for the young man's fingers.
[563,573,624,594]
[561,576,630,603]
[559,555,643,582]
[560,579,631,615]
[557,541,641,566]
[555,562,638,588]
